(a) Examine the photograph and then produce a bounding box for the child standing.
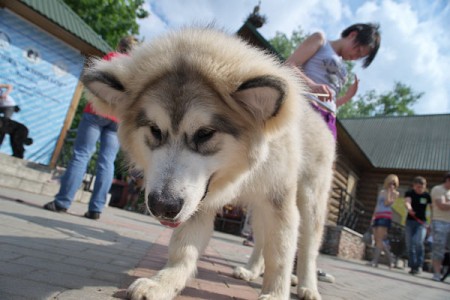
[286,23,381,139]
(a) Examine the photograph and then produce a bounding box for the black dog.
[0,117,33,158]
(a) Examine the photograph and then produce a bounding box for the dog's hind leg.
[296,173,332,300]
[233,205,266,281]
[127,211,215,300]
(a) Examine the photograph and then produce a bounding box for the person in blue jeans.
[404,176,432,274]
[44,36,138,219]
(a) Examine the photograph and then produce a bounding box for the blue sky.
[137,0,450,115]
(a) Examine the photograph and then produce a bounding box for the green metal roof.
[18,0,112,54]
[340,114,450,171]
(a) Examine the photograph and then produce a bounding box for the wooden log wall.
[327,160,356,225]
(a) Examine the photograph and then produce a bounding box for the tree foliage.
[337,82,422,118]
[63,0,149,47]
[269,26,308,60]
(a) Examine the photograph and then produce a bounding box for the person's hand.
[408,209,416,216]
[309,83,333,102]
[388,189,399,201]
[343,74,359,99]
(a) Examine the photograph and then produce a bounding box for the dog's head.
[82,28,300,227]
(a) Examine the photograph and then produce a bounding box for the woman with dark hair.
[286,23,381,139]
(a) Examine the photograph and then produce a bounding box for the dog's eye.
[194,128,216,145]
[150,125,162,141]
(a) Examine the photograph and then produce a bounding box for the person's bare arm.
[336,74,359,107]
[285,32,333,102]
[433,195,450,211]
[405,196,414,215]
[384,188,398,206]
[0,84,13,99]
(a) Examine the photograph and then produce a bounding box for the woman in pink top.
[44,36,138,220]
[369,174,399,268]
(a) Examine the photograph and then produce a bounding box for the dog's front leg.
[259,195,299,300]
[127,212,214,300]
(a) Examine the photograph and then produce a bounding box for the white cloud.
[352,0,450,114]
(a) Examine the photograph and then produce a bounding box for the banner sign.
[0,9,84,164]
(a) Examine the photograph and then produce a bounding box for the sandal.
[317,269,335,283]
[243,240,254,247]
[43,201,67,212]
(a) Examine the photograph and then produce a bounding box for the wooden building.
[334,114,450,233]
[0,0,110,167]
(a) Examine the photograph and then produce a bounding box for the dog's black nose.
[147,192,183,219]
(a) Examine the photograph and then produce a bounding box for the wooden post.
[49,79,84,168]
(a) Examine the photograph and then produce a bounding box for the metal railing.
[334,187,366,232]
[388,221,406,258]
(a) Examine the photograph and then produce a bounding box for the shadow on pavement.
[0,206,259,299]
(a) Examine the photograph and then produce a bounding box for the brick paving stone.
[0,274,61,299]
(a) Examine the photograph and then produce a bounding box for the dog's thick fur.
[82,27,335,300]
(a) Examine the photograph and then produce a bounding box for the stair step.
[0,153,92,204]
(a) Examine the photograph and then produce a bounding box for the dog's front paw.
[233,266,260,281]
[297,286,321,300]
[127,278,176,300]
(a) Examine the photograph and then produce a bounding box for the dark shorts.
[373,218,391,228]
[309,103,337,140]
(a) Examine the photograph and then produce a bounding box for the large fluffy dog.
[82,27,335,300]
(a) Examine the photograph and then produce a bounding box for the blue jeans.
[54,113,119,213]
[405,219,427,269]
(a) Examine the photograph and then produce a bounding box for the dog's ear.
[232,76,286,122]
[81,63,127,117]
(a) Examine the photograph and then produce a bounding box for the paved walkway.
[0,187,448,300]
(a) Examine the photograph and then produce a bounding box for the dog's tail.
[25,138,33,145]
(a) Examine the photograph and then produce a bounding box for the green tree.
[63,0,149,47]
[62,0,149,129]
[337,82,422,118]
[269,26,308,60]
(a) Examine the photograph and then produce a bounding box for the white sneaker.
[432,273,441,282]
[317,269,335,283]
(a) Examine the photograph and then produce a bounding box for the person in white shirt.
[0,83,16,119]
[431,172,450,281]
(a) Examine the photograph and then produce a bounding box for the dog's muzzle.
[147,191,184,222]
